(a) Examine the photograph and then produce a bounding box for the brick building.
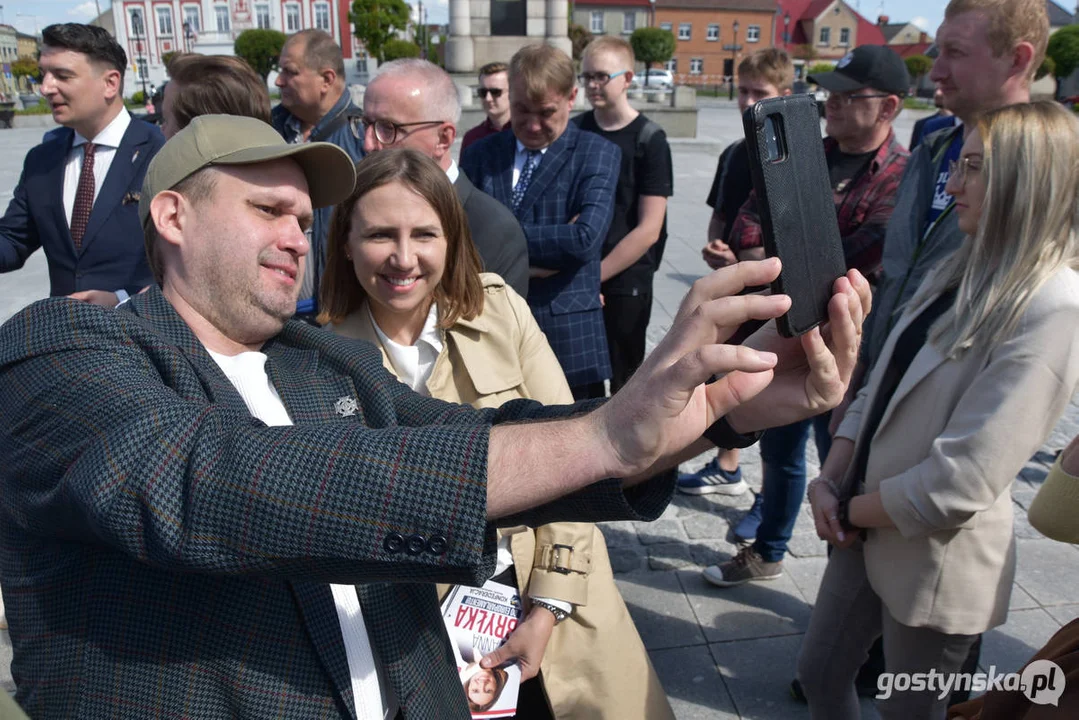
[654,0,775,86]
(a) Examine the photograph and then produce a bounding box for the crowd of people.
[0,0,1077,717]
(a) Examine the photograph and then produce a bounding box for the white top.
[512,140,548,189]
[368,303,443,395]
[63,108,131,226]
[206,348,398,720]
[445,159,460,185]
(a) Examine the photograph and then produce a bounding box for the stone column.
[544,0,572,57]
[445,0,474,73]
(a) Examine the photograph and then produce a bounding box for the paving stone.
[649,543,698,571]
[635,519,688,545]
[1044,603,1079,626]
[1009,583,1041,611]
[608,546,645,574]
[1014,539,1079,606]
[0,630,11,693]
[1010,485,1040,511]
[677,568,811,644]
[709,635,812,719]
[615,570,707,651]
[1011,504,1046,540]
[785,533,828,559]
[598,520,641,548]
[649,645,739,720]
[980,608,1063,676]
[687,540,735,568]
[785,557,828,607]
[683,512,736,540]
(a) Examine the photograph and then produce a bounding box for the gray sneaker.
[702,545,783,587]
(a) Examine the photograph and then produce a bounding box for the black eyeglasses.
[352,116,444,144]
[477,87,504,99]
[826,91,891,106]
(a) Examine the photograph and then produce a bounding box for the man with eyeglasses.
[361,59,529,297]
[271,29,364,322]
[702,44,910,590]
[460,62,512,154]
[461,44,620,401]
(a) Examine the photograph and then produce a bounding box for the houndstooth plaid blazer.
[0,288,673,719]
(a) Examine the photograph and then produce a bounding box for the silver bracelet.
[808,476,840,498]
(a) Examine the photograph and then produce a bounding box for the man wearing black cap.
[702,45,910,590]
[0,115,871,718]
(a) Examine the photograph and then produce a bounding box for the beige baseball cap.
[139,114,357,227]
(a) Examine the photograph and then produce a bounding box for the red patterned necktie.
[70,142,97,249]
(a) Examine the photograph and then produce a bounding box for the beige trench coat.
[332,274,674,720]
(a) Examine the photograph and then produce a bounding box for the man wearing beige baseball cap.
[0,114,873,718]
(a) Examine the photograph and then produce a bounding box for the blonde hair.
[509,44,575,100]
[738,48,794,93]
[582,35,636,68]
[913,101,1079,358]
[944,0,1048,81]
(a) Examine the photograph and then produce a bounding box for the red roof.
[856,16,887,45]
[775,0,888,49]
[575,0,653,6]
[887,42,935,58]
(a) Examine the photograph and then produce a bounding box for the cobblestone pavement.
[2,106,1077,718]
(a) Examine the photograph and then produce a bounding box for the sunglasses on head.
[477,88,504,99]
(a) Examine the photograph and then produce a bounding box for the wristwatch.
[836,498,858,533]
[530,600,570,624]
[702,416,763,450]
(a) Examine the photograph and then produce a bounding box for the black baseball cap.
[808,45,910,97]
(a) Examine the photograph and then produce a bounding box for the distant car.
[632,69,674,90]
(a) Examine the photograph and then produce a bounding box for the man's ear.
[1012,41,1036,82]
[881,95,901,122]
[103,68,123,102]
[623,70,635,88]
[782,88,793,96]
[436,122,457,156]
[567,86,578,107]
[149,191,188,250]
[321,68,338,92]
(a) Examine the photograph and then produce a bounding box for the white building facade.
[111,0,371,97]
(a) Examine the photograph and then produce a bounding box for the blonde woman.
[320,148,674,720]
[798,101,1079,719]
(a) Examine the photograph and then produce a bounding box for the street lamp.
[131,9,149,100]
[729,20,739,101]
[784,13,790,50]
[648,0,656,28]
[183,21,194,53]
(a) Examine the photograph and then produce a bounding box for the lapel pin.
[122,192,141,205]
[334,396,358,417]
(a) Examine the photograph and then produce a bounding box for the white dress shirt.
[63,108,131,226]
[206,348,398,720]
[512,140,548,188]
[446,159,460,185]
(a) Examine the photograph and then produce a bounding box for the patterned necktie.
[70,142,97,249]
[511,149,541,212]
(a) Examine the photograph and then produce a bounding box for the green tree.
[807,61,835,77]
[383,39,421,61]
[11,56,41,84]
[1036,55,1056,81]
[630,27,675,87]
[568,23,592,61]
[905,54,933,87]
[234,28,288,81]
[791,44,819,62]
[1047,24,1079,79]
[350,0,411,64]
[161,51,179,70]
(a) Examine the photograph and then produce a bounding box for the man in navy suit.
[0,23,165,307]
[461,44,620,400]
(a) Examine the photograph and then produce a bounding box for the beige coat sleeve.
[879,303,1079,540]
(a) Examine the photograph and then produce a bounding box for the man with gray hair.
[272,29,364,321]
[361,58,529,297]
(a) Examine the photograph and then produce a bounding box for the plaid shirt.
[730,129,909,283]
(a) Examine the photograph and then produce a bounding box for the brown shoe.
[702,545,783,587]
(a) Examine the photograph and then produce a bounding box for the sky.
[0,0,1016,44]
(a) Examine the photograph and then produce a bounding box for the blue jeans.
[753,413,832,563]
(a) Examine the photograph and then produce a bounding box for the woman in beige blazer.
[797,102,1079,720]
[319,148,673,720]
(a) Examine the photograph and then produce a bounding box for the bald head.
[363,59,460,169]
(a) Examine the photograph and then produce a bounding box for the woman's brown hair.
[165,53,272,130]
[318,148,485,326]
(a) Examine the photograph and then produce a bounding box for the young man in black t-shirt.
[680,50,794,502]
[574,36,673,393]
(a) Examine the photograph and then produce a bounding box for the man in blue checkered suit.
[461,44,620,400]
[0,115,872,718]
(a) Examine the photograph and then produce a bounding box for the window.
[136,58,149,80]
[183,6,200,32]
[659,22,672,32]
[840,27,850,45]
[215,5,230,32]
[665,58,676,72]
[690,58,703,75]
[747,24,760,42]
[286,4,301,32]
[129,9,145,37]
[678,23,691,40]
[314,2,330,31]
[157,7,174,36]
[255,4,271,29]
[590,11,603,34]
[818,26,831,45]
[622,12,635,34]
[706,24,719,41]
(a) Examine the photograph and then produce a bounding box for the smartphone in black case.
[742,94,846,337]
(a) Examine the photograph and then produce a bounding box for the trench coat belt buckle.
[542,543,589,575]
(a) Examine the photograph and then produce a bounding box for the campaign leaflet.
[441,580,523,718]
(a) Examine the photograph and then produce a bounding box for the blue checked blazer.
[461,123,620,388]
[0,288,673,719]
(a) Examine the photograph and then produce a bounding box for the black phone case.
[742,94,846,337]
